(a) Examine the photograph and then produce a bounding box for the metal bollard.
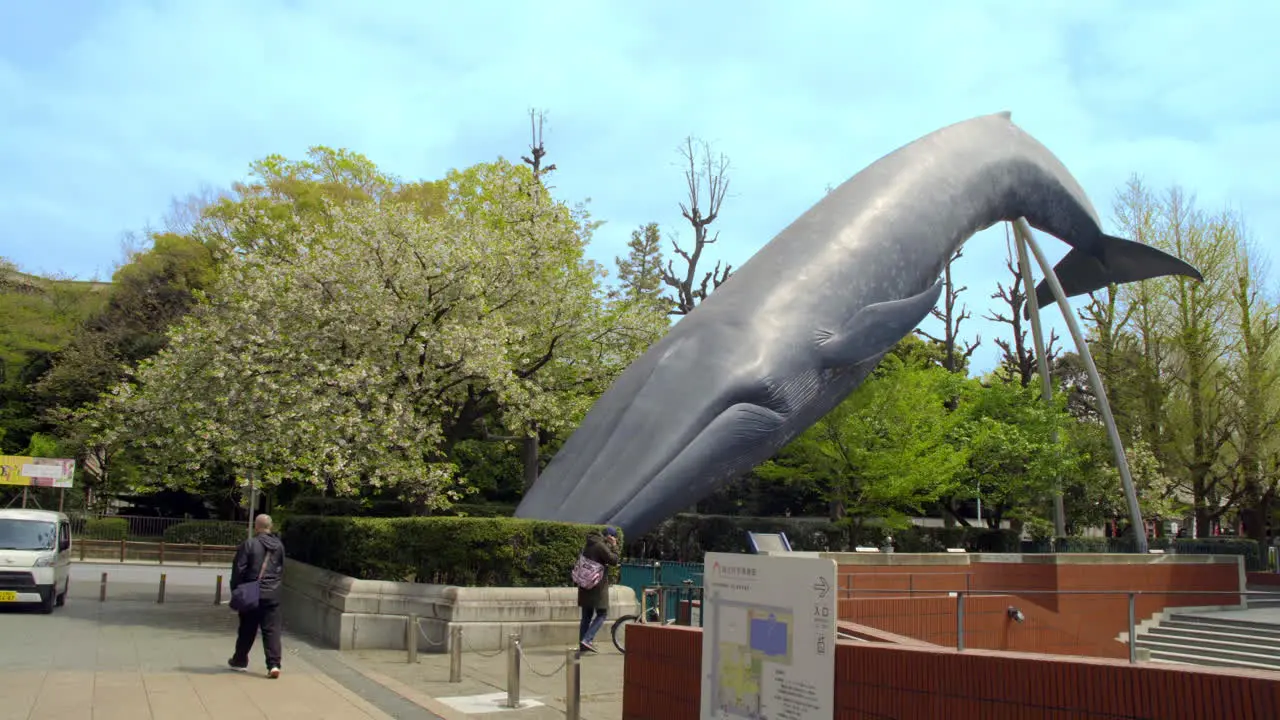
[99,572,107,602]
[565,648,582,720]
[406,614,419,664]
[157,573,167,604]
[214,575,223,605]
[1127,592,1137,664]
[449,626,463,683]
[955,591,966,651]
[505,633,522,708]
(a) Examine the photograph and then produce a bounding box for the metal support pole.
[214,575,223,605]
[406,614,419,664]
[956,591,965,651]
[157,573,166,604]
[1012,221,1066,537]
[449,627,463,683]
[1128,592,1137,664]
[21,487,27,508]
[565,649,582,720]
[1014,218,1149,554]
[99,572,107,602]
[506,633,522,708]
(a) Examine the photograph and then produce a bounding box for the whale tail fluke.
[1030,234,1204,313]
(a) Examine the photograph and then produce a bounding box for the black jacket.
[576,532,619,609]
[231,532,286,604]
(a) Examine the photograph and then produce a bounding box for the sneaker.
[228,658,248,672]
[267,667,281,679]
[579,641,598,653]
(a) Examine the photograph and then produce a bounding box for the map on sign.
[715,603,793,717]
[702,553,836,720]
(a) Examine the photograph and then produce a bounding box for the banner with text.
[0,456,76,488]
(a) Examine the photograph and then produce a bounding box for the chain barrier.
[462,632,507,658]
[515,644,568,678]
[413,618,449,649]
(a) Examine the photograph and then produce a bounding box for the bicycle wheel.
[611,615,639,654]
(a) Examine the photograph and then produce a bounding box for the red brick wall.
[1248,572,1280,587]
[836,559,1243,658]
[622,624,1280,720]
[840,594,1123,657]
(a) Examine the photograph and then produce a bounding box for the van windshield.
[0,519,56,551]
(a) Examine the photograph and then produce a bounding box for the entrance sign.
[0,456,76,488]
[701,552,837,720]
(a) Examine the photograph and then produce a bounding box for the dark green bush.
[162,521,246,546]
[443,503,517,517]
[1173,538,1263,571]
[83,517,127,541]
[623,514,1022,560]
[281,515,622,586]
[289,496,362,516]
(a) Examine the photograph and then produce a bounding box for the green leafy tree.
[759,352,969,526]
[80,156,666,509]
[614,222,670,311]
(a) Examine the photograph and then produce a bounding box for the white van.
[0,509,72,613]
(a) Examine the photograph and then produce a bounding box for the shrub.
[1173,538,1263,571]
[281,515,622,586]
[622,514,1023,560]
[83,517,127,541]
[289,496,362,516]
[443,503,517,518]
[162,521,246,547]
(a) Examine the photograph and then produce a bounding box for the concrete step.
[1247,598,1280,610]
[1145,647,1280,673]
[1141,628,1280,658]
[1165,614,1280,638]
[1137,635,1280,666]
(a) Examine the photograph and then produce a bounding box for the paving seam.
[286,635,445,720]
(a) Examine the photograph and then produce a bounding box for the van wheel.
[40,588,55,614]
[55,581,67,607]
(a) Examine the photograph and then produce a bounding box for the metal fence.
[620,560,704,618]
[68,513,246,544]
[837,587,1271,664]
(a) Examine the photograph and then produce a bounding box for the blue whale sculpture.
[515,112,1202,537]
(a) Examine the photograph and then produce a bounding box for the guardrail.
[836,587,1273,663]
[75,538,237,565]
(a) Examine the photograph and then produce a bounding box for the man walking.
[228,514,286,678]
[576,526,619,652]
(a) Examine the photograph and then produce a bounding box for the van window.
[59,521,72,551]
[0,519,57,551]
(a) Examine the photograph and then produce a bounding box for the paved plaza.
[0,561,626,719]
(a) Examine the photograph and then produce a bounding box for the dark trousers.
[580,607,607,644]
[233,601,283,668]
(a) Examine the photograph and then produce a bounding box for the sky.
[2,0,1278,374]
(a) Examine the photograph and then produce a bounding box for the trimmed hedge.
[282,515,621,586]
[625,514,1021,560]
[1053,536,1262,569]
[83,517,127,541]
[162,521,246,547]
[286,495,517,518]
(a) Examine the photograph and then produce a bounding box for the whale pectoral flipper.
[815,278,944,368]
[1031,234,1205,313]
[608,402,790,533]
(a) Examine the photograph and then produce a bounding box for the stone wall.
[281,559,638,651]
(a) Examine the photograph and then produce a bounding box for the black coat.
[231,532,286,604]
[577,532,620,609]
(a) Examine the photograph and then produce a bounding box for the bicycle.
[611,579,699,654]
